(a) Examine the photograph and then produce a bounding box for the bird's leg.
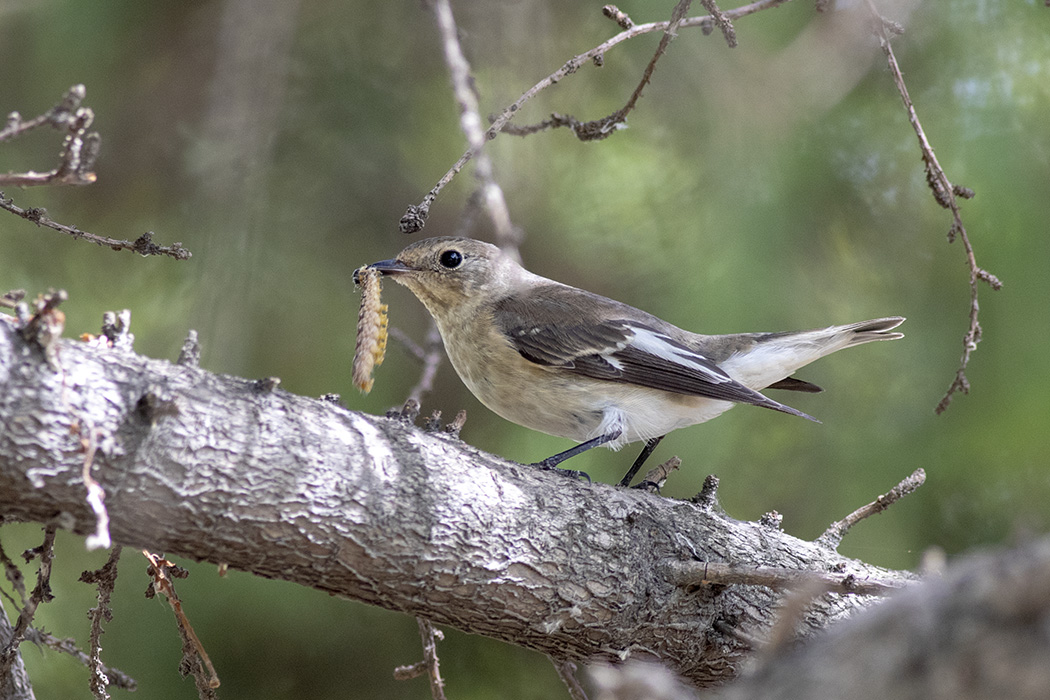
[531,430,622,480]
[618,435,666,487]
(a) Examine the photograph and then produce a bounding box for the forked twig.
[0,84,98,187]
[393,618,447,700]
[401,0,790,233]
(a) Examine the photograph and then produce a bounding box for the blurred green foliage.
[2,0,1048,697]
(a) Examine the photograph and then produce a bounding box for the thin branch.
[400,0,791,233]
[612,0,695,133]
[0,193,191,260]
[405,322,444,406]
[1,86,189,260]
[551,658,589,700]
[863,2,1002,414]
[664,560,909,597]
[818,468,926,549]
[0,526,57,683]
[0,541,27,608]
[142,551,219,697]
[699,0,738,47]
[79,546,123,700]
[407,0,521,259]
[602,5,635,31]
[395,619,447,699]
[0,84,98,187]
[21,627,136,692]
[417,618,447,700]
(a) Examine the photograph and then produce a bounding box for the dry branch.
[863,2,1001,414]
[0,86,191,260]
[0,194,191,261]
[0,319,913,688]
[0,84,98,187]
[400,0,791,233]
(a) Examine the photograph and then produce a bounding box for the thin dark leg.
[531,430,622,478]
[617,435,666,487]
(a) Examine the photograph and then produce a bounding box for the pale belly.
[446,337,735,448]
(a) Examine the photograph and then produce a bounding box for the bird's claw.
[530,461,591,483]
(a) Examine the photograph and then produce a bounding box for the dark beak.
[354,258,414,285]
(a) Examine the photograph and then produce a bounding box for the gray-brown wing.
[491,285,816,419]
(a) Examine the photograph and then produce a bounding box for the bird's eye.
[439,250,463,269]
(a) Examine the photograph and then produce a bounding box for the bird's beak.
[369,258,416,275]
[355,258,415,285]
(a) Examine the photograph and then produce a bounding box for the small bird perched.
[365,237,903,486]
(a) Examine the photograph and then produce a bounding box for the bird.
[363,237,904,486]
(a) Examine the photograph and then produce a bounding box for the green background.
[2,0,1047,697]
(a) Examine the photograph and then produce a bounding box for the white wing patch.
[625,326,733,384]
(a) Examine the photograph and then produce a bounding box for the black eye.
[439,250,463,268]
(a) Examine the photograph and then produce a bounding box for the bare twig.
[22,627,137,692]
[407,0,521,259]
[401,0,791,233]
[176,329,202,368]
[143,551,220,696]
[698,0,737,47]
[663,560,908,596]
[0,84,98,187]
[602,5,635,30]
[394,618,447,700]
[552,658,589,700]
[602,0,695,134]
[79,546,123,700]
[818,468,926,549]
[405,322,444,405]
[863,2,1001,414]
[392,661,427,680]
[637,456,682,493]
[0,526,57,682]
[0,542,27,608]
[443,409,467,438]
[0,193,191,260]
[0,289,26,310]
[419,618,447,700]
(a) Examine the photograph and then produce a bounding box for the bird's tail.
[720,316,905,397]
[838,316,906,348]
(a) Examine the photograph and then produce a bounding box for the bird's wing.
[492,285,816,420]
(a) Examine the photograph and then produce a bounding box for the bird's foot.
[529,460,592,483]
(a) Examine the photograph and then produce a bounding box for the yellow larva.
[352,266,388,394]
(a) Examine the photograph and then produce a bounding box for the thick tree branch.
[713,536,1050,700]
[0,319,911,688]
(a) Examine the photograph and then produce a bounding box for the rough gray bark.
[710,535,1050,700]
[0,600,35,700]
[0,319,910,687]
